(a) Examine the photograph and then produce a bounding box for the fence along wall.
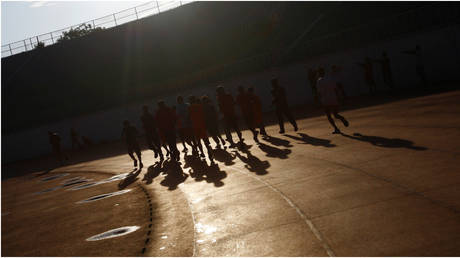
[1,1,193,57]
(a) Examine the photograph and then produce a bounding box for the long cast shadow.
[160,160,188,191]
[142,161,165,185]
[261,135,293,147]
[257,142,291,159]
[183,154,227,187]
[211,148,236,166]
[341,132,427,150]
[285,133,336,147]
[233,148,270,175]
[118,168,142,190]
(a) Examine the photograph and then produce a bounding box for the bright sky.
[1,1,147,45]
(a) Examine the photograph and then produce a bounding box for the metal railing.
[1,0,194,58]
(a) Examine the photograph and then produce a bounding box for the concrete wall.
[5,24,460,163]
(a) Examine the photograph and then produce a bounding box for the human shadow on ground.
[211,148,236,166]
[257,142,291,159]
[183,154,227,187]
[159,160,188,191]
[118,168,142,190]
[261,135,293,148]
[341,132,427,150]
[285,133,336,147]
[233,148,270,176]
[142,161,165,185]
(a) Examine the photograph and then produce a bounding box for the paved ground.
[2,90,460,256]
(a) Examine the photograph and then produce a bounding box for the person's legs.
[332,106,349,127]
[145,133,159,158]
[276,108,285,133]
[282,107,298,131]
[127,145,138,167]
[416,65,427,88]
[325,107,340,133]
[133,144,143,168]
[203,137,214,163]
[166,132,179,161]
[223,117,235,144]
[230,117,243,142]
[244,115,259,142]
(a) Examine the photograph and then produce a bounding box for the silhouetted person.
[202,95,226,149]
[357,57,376,94]
[331,65,346,105]
[372,51,394,90]
[121,120,143,168]
[216,85,243,145]
[48,131,67,165]
[317,67,349,134]
[189,96,214,163]
[247,87,267,136]
[81,136,94,147]
[70,128,82,150]
[156,100,179,161]
[236,86,259,143]
[270,78,298,134]
[403,45,427,87]
[141,105,163,160]
[176,96,194,153]
[307,67,319,104]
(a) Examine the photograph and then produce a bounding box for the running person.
[307,67,319,104]
[403,45,427,88]
[357,57,377,94]
[121,120,143,168]
[156,101,179,161]
[202,95,226,149]
[70,128,82,150]
[270,77,298,134]
[48,131,67,165]
[141,105,163,160]
[236,86,259,142]
[247,87,267,136]
[189,96,214,163]
[216,85,244,145]
[317,68,349,134]
[176,96,194,153]
[372,51,395,91]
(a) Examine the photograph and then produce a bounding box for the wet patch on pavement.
[34,186,62,195]
[76,189,132,204]
[40,173,69,182]
[86,226,140,241]
[62,179,92,187]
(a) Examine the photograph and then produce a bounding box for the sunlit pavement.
[2,90,460,256]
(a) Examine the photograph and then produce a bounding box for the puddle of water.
[76,189,132,204]
[86,226,140,241]
[34,186,62,195]
[67,182,101,191]
[161,235,168,239]
[159,246,166,250]
[98,173,130,183]
[62,179,92,187]
[196,239,205,244]
[60,177,84,185]
[41,173,69,182]
[196,223,217,235]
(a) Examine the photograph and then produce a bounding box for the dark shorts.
[324,105,339,114]
[127,142,141,155]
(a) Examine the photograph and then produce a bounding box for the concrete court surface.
[2,90,460,256]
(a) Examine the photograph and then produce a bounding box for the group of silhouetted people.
[48,45,428,167]
[120,80,301,168]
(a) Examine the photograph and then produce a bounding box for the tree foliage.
[34,41,45,49]
[57,24,104,43]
